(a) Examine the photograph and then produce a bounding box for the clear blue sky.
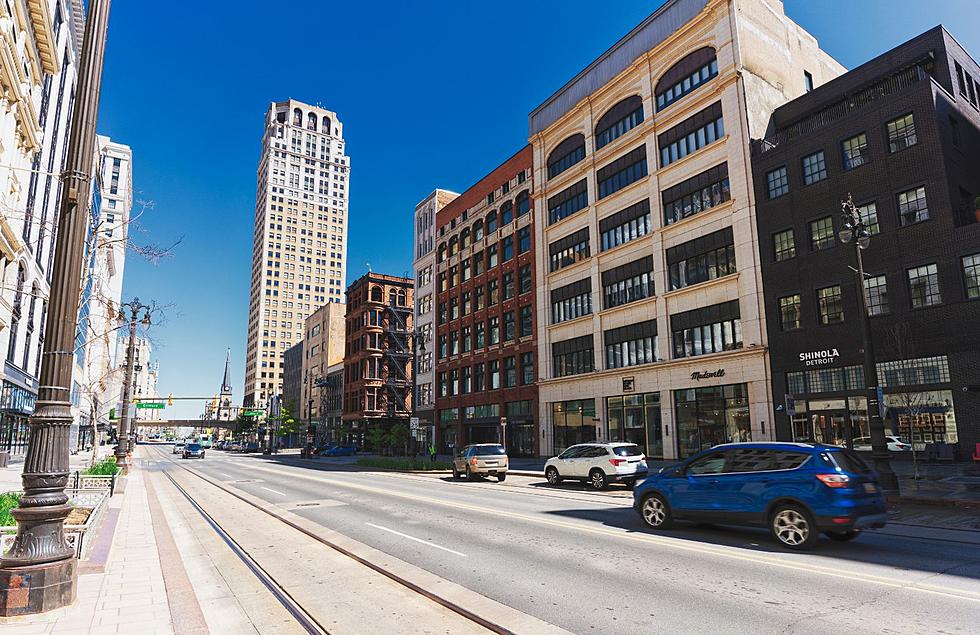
[95,0,980,418]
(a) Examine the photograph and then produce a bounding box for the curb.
[888,494,980,510]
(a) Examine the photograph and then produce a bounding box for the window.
[548,180,589,225]
[462,325,472,352]
[887,113,917,152]
[518,226,530,254]
[856,202,880,235]
[519,265,532,294]
[864,275,889,316]
[501,201,513,225]
[438,335,447,358]
[956,61,966,95]
[600,199,651,250]
[475,321,485,348]
[667,227,735,290]
[462,291,471,315]
[450,330,459,355]
[504,357,516,388]
[520,352,534,385]
[519,305,532,337]
[778,295,801,331]
[773,229,795,262]
[656,48,718,111]
[662,163,730,225]
[908,264,941,308]
[963,254,980,299]
[474,286,485,311]
[841,133,868,170]
[473,363,485,391]
[488,278,499,305]
[487,211,498,233]
[487,244,498,268]
[516,190,530,216]
[489,316,500,344]
[804,70,814,92]
[503,272,515,300]
[438,372,447,397]
[548,135,586,179]
[502,236,514,262]
[810,217,835,251]
[801,151,827,185]
[658,102,724,167]
[604,320,657,369]
[551,279,593,324]
[489,360,500,389]
[473,252,484,276]
[550,227,591,271]
[450,296,459,320]
[766,166,788,199]
[461,366,471,394]
[670,301,741,359]
[597,145,647,199]
[461,258,471,282]
[898,186,928,226]
[474,220,484,241]
[603,256,654,308]
[817,286,843,324]
[553,335,594,377]
[595,96,644,149]
[503,312,515,341]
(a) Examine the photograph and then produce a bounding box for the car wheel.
[825,529,861,542]
[641,493,673,529]
[545,467,562,486]
[497,473,506,483]
[452,466,460,480]
[770,504,818,550]
[589,469,608,491]
[466,467,476,482]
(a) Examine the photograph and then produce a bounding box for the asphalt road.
[149,446,980,634]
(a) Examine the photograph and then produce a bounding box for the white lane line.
[364,522,467,557]
[220,472,233,479]
[261,486,286,496]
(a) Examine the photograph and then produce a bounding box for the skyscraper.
[244,99,350,407]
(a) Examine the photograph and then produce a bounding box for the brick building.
[752,27,980,458]
[434,147,538,457]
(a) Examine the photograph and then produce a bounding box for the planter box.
[1,488,109,560]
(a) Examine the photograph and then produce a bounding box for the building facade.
[433,147,539,457]
[528,0,843,459]
[300,301,345,425]
[114,335,159,422]
[412,189,458,433]
[244,99,350,409]
[319,361,343,444]
[752,27,980,458]
[282,341,303,419]
[342,273,413,445]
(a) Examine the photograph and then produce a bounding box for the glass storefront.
[0,381,36,455]
[552,399,596,452]
[606,392,663,458]
[674,383,750,458]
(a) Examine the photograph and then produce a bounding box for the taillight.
[816,473,850,488]
[609,458,625,466]
[470,457,478,467]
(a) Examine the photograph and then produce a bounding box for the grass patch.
[83,457,119,476]
[0,492,22,526]
[355,457,453,471]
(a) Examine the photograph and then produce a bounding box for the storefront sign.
[799,349,840,367]
[690,369,725,381]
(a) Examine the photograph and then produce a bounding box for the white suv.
[545,443,648,490]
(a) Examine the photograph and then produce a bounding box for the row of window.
[438,231,531,292]
[436,191,530,263]
[437,352,534,397]
[437,266,532,325]
[438,306,534,357]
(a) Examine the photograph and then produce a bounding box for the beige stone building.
[529,0,844,459]
[299,301,345,423]
[244,99,350,408]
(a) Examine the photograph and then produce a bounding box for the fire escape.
[379,294,412,419]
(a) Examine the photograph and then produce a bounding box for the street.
[145,445,980,634]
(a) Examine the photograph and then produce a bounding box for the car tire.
[640,493,673,530]
[770,504,819,550]
[545,467,562,486]
[452,467,460,480]
[466,467,476,482]
[824,529,861,542]
[497,473,506,483]
[589,469,608,491]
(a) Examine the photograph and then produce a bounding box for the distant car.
[227,441,242,452]
[452,444,508,482]
[182,443,205,459]
[242,442,260,453]
[852,436,911,452]
[315,443,338,455]
[172,442,185,455]
[320,444,357,457]
[545,442,648,490]
[633,442,887,550]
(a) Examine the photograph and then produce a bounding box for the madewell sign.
[800,349,840,367]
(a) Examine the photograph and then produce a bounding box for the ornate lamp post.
[115,299,152,473]
[838,194,899,494]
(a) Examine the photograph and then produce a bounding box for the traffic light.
[167,393,174,406]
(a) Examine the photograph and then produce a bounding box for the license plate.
[863,483,877,493]
[485,462,497,466]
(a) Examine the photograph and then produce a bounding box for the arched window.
[389,289,397,306]
[24,283,38,370]
[437,243,447,263]
[371,286,383,302]
[448,236,459,256]
[473,219,484,241]
[397,289,406,306]
[595,96,644,150]
[501,201,513,225]
[547,134,586,179]
[307,112,318,130]
[460,228,471,249]
[293,108,303,126]
[516,190,530,216]
[486,211,498,234]
[322,116,332,134]
[655,47,718,111]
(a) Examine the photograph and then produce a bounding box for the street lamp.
[115,298,153,473]
[838,194,899,494]
[410,328,427,451]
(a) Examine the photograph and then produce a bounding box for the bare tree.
[882,321,925,479]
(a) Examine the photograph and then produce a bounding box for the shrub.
[0,492,22,527]
[355,457,453,472]
[83,457,119,476]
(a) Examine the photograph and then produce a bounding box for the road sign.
[784,394,796,417]
[242,409,264,416]
[136,402,165,410]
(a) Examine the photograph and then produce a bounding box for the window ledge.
[661,271,739,300]
[598,294,657,317]
[655,135,729,178]
[659,199,735,236]
[547,313,594,331]
[597,227,654,258]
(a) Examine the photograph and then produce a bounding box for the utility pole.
[0,0,113,616]
[115,299,152,472]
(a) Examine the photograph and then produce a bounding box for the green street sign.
[136,402,165,409]
[242,409,264,416]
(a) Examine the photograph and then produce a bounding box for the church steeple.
[221,348,232,396]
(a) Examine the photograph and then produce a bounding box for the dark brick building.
[434,147,538,456]
[752,27,980,459]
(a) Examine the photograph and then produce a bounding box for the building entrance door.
[506,423,534,457]
[809,411,850,447]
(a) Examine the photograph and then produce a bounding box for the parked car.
[852,436,911,452]
[314,443,338,455]
[452,444,508,482]
[227,441,242,452]
[241,442,260,453]
[182,443,205,459]
[172,442,185,455]
[320,444,357,457]
[545,442,648,490]
[633,442,887,550]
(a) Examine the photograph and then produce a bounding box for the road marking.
[239,462,980,603]
[365,522,467,557]
[220,473,233,479]
[261,486,286,496]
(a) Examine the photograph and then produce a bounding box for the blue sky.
[95,0,980,418]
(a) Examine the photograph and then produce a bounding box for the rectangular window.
[518,226,531,254]
[504,356,517,388]
[462,325,472,352]
[502,236,514,262]
[597,145,648,199]
[604,319,657,369]
[450,330,459,355]
[474,286,485,311]
[767,166,788,199]
[908,264,941,308]
[887,113,917,152]
[898,186,928,226]
[600,199,651,251]
[501,201,513,225]
[778,295,801,331]
[667,227,735,290]
[841,133,869,170]
[519,265,532,294]
[551,278,593,324]
[817,286,844,324]
[450,296,459,320]
[520,352,534,385]
[488,244,498,268]
[804,70,814,92]
[489,316,500,344]
[552,335,594,377]
[773,229,796,262]
[503,272,515,300]
[489,360,500,390]
[864,274,889,316]
[462,291,471,316]
[856,202,880,235]
[658,102,724,168]
[550,227,590,271]
[473,252,484,276]
[473,363,485,392]
[461,366,471,394]
[603,256,654,308]
[519,305,532,338]
[963,253,980,299]
[503,311,515,341]
[670,301,742,359]
[475,321,485,348]
[461,258,471,282]
[801,151,827,185]
[488,278,499,305]
[548,179,588,225]
[662,163,730,226]
[810,217,835,251]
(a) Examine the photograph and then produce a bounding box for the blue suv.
[633,442,887,549]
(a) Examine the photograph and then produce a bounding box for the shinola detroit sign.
[800,349,840,367]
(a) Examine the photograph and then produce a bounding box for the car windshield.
[826,449,871,474]
[186,444,201,451]
[473,445,506,456]
[612,445,642,457]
